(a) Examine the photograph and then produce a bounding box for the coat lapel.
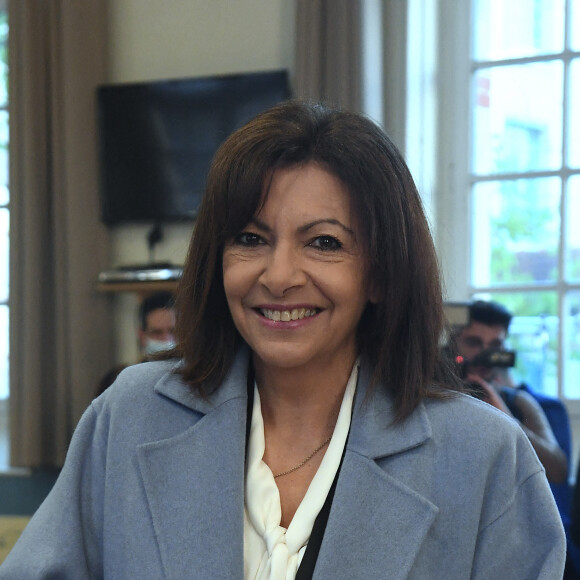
[136,350,250,580]
[316,452,438,579]
[315,363,439,578]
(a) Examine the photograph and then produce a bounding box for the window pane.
[0,304,8,399]
[0,208,7,302]
[472,0,565,61]
[0,111,7,206]
[0,60,6,108]
[472,62,563,175]
[0,110,7,149]
[569,58,580,168]
[0,146,7,206]
[479,291,558,397]
[567,176,580,281]
[572,0,580,51]
[472,178,560,286]
[565,293,580,398]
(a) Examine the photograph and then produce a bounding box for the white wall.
[105,0,295,363]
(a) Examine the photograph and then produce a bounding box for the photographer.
[453,300,568,484]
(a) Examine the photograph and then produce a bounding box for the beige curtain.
[8,0,113,467]
[294,0,364,111]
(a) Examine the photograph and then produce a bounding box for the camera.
[455,348,516,377]
[451,348,516,400]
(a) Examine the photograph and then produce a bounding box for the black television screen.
[97,70,291,226]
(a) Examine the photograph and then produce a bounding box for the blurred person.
[138,290,176,359]
[0,101,565,578]
[453,300,567,484]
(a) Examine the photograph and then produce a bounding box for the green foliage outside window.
[488,179,560,285]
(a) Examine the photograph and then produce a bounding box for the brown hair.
[174,100,460,420]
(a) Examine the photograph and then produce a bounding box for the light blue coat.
[0,349,566,579]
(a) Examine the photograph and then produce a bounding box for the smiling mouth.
[259,308,320,322]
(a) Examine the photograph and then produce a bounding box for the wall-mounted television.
[97,69,291,226]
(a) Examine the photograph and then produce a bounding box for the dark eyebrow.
[249,217,354,237]
[249,217,271,232]
[298,219,355,236]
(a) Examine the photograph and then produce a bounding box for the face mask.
[143,338,175,356]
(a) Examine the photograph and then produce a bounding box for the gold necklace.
[273,435,333,479]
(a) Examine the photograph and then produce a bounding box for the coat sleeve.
[0,403,106,579]
[471,469,566,579]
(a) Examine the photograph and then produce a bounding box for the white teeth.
[261,308,317,321]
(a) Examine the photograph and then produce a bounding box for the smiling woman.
[0,101,566,578]
[222,163,373,381]
[177,101,453,422]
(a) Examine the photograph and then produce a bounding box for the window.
[436,0,580,402]
[0,1,8,467]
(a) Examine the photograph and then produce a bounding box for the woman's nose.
[258,243,307,297]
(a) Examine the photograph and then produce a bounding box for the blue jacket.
[0,350,566,579]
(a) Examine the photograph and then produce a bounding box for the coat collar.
[348,358,433,459]
[154,349,432,460]
[153,346,252,415]
[139,349,437,579]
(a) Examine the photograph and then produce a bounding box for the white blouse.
[243,364,358,580]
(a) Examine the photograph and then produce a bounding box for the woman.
[0,101,565,578]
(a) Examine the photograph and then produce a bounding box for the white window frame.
[431,0,580,415]
[432,0,472,301]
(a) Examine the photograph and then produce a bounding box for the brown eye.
[310,235,342,251]
[234,232,263,246]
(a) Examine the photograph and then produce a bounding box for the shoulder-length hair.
[174,99,460,420]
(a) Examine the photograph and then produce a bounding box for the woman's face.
[222,162,375,374]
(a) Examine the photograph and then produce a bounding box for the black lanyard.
[245,369,347,579]
[294,461,342,579]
